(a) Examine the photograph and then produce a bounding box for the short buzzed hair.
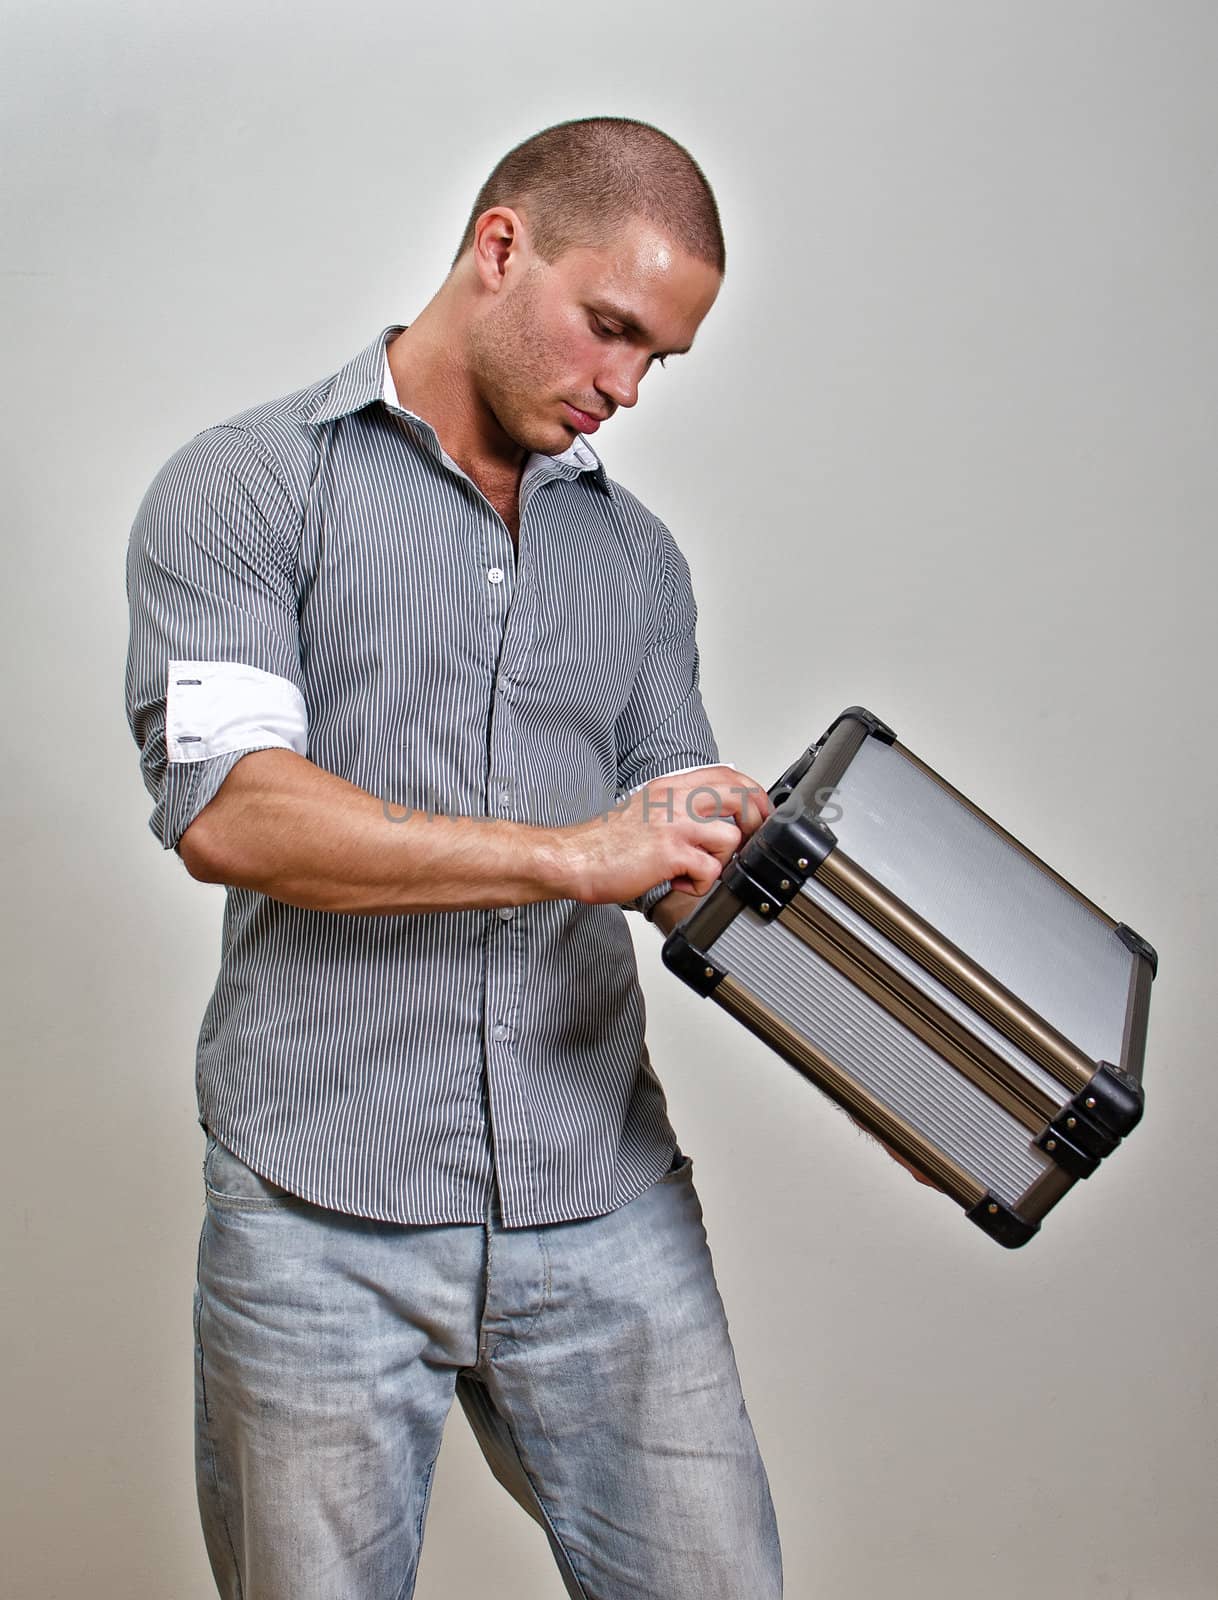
[451,116,725,275]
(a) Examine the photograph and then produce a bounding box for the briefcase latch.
[721,810,839,921]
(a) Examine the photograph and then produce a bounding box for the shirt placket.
[394,419,575,1222]
[479,459,563,1220]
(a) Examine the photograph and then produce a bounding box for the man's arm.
[178,747,765,916]
[125,426,313,855]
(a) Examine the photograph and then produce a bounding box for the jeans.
[194,1130,783,1600]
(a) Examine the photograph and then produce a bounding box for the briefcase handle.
[769,742,820,805]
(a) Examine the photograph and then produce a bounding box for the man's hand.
[558,766,772,908]
[649,885,706,938]
[873,1133,940,1188]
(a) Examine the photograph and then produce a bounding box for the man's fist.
[560,765,772,907]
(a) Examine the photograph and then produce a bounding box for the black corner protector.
[721,859,784,919]
[1036,1126,1101,1180]
[836,706,898,745]
[660,928,726,996]
[1078,1062,1146,1138]
[751,809,838,880]
[1114,923,1159,980]
[967,1194,1040,1249]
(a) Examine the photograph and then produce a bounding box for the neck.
[385,298,527,490]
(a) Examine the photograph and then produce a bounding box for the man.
[125,116,783,1599]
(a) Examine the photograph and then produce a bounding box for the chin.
[513,418,572,456]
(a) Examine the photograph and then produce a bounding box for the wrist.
[529,824,577,903]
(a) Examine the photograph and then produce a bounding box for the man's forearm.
[178,748,570,915]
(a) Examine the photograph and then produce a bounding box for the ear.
[471,206,529,294]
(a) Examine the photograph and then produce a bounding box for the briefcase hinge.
[1036,1059,1146,1180]
[1045,1102,1119,1161]
[1035,1124,1101,1180]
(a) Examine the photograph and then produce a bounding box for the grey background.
[2,1,1214,1595]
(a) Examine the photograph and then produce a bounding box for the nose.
[595,356,644,412]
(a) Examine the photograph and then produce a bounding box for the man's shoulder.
[205,376,332,485]
[591,471,687,561]
[146,377,330,517]
[154,324,409,507]
[592,471,696,600]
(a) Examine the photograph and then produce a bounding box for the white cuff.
[166,660,308,764]
[625,762,737,798]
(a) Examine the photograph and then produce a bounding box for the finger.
[686,819,742,865]
[683,844,736,896]
[687,774,772,832]
[738,783,772,832]
[733,782,771,826]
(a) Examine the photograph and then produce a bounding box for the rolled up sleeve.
[124,426,307,854]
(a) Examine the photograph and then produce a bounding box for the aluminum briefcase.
[661,707,1156,1247]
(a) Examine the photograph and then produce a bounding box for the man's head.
[448,117,724,459]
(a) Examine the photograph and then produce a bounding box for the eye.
[592,317,667,370]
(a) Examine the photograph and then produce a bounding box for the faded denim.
[194,1131,783,1599]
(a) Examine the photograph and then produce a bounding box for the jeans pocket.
[658,1148,693,1184]
[203,1132,302,1210]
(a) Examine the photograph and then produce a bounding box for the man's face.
[466,214,722,459]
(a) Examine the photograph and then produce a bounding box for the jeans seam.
[484,1380,591,1600]
[392,1454,439,1600]
[196,1215,246,1600]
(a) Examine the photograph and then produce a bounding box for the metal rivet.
[704,966,714,979]
[797,857,809,870]
[1046,1138,1057,1151]
[987,1203,999,1215]
[780,879,791,892]
[759,902,771,914]
[1085,1096,1097,1109]
[1066,1116,1077,1129]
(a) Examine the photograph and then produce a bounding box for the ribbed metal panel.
[800,877,1072,1106]
[710,910,1053,1206]
[829,738,1133,1066]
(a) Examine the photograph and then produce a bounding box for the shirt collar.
[298,324,611,492]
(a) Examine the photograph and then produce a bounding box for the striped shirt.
[124,324,720,1227]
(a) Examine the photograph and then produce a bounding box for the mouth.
[562,401,608,433]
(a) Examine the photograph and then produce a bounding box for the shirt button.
[487,567,504,584]
[491,1022,511,1041]
[497,906,516,921]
